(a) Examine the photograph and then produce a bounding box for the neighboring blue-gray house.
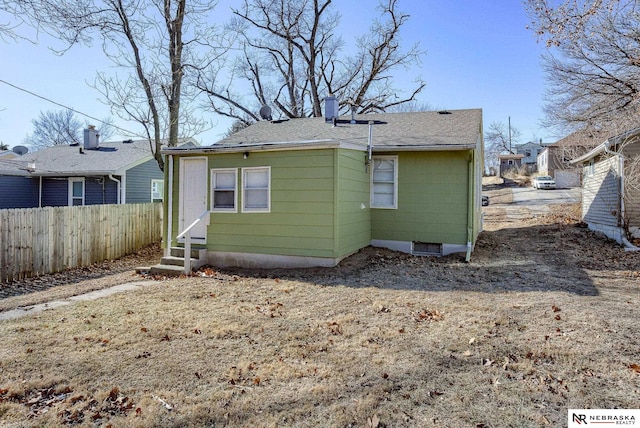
[0,130,195,209]
[514,141,544,173]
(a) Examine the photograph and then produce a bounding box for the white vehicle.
[532,175,556,189]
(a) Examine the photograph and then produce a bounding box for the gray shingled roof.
[0,159,34,176]
[8,139,154,176]
[0,139,197,177]
[163,109,482,154]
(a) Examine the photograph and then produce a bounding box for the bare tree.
[0,1,29,42]
[10,0,224,170]
[25,110,115,150]
[525,0,640,135]
[198,0,425,126]
[484,121,522,173]
[385,100,435,113]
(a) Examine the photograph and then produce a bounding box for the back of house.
[161,107,484,268]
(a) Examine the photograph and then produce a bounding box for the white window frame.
[370,155,398,209]
[151,179,164,202]
[211,168,238,212]
[68,178,85,206]
[241,166,271,213]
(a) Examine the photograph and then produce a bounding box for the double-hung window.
[242,167,270,212]
[211,168,237,212]
[371,156,398,209]
[151,179,164,202]
[69,178,85,206]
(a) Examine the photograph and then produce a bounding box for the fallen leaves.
[255,300,284,317]
[0,385,137,425]
[367,414,380,428]
[327,321,343,335]
[630,364,640,373]
[414,308,444,322]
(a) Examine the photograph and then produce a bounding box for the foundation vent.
[412,242,442,256]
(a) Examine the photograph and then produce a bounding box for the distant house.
[499,153,524,176]
[0,151,18,160]
[514,141,544,173]
[537,131,599,188]
[0,128,196,209]
[160,106,484,269]
[0,145,29,160]
[570,128,640,244]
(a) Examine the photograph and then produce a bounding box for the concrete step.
[170,247,205,259]
[143,247,208,276]
[149,264,188,276]
[160,255,199,267]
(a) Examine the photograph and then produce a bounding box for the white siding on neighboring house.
[582,156,621,228]
[555,170,580,188]
[537,149,549,175]
[624,143,640,230]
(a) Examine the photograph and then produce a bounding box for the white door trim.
[178,157,208,244]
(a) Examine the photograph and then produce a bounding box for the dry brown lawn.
[0,188,639,427]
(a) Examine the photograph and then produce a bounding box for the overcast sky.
[0,0,554,150]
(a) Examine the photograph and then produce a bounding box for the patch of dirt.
[0,243,162,312]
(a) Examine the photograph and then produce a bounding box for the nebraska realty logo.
[568,409,639,426]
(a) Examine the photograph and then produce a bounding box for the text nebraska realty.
[573,413,636,425]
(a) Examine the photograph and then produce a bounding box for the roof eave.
[162,141,478,155]
[373,144,477,152]
[569,140,610,164]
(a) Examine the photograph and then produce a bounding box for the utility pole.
[508,116,512,154]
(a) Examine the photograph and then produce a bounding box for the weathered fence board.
[0,203,162,283]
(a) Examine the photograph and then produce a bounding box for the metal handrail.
[176,210,209,274]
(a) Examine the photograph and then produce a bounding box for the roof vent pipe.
[350,104,357,124]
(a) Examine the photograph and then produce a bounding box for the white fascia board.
[569,141,609,164]
[372,144,477,152]
[161,139,362,155]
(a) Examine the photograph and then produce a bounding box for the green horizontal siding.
[336,149,371,256]
[371,151,470,245]
[204,150,338,258]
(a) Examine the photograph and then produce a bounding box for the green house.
[161,108,484,268]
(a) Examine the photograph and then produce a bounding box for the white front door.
[179,157,208,243]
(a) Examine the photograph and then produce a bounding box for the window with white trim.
[371,156,398,209]
[211,168,238,212]
[587,159,595,177]
[151,179,164,202]
[69,178,85,206]
[242,167,270,212]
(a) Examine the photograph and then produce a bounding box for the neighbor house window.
[371,156,398,209]
[68,178,85,206]
[211,168,237,212]
[242,167,270,212]
[151,179,164,202]
[587,159,595,177]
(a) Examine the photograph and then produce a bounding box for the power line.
[0,78,141,136]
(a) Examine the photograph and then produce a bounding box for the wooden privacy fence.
[0,203,162,283]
